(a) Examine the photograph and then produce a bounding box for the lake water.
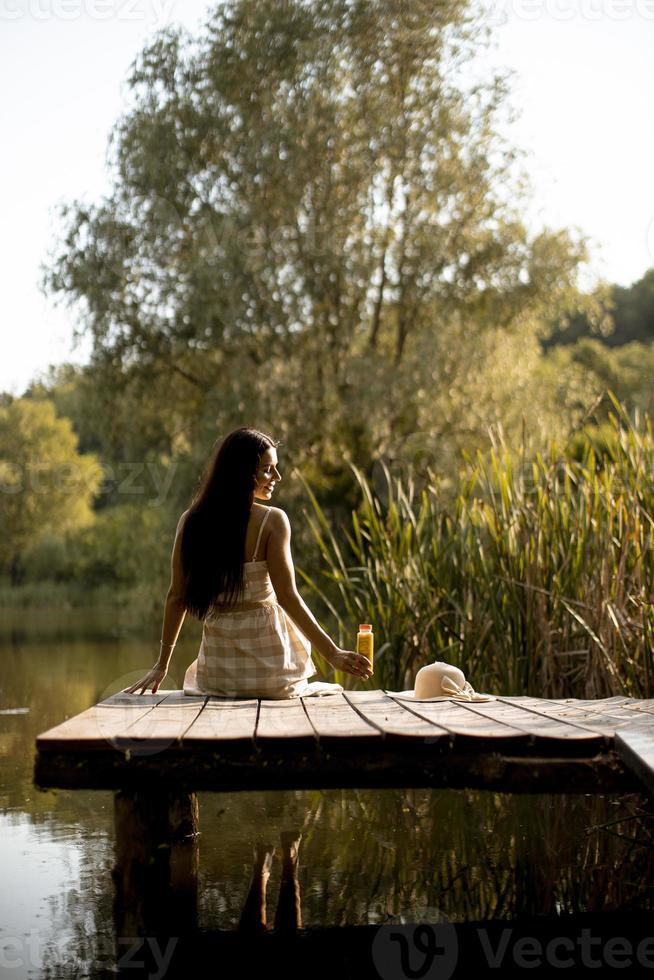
[1,614,653,978]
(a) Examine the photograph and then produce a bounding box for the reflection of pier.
[33,691,654,971]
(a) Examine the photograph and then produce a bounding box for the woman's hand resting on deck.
[123,665,167,695]
[324,648,373,680]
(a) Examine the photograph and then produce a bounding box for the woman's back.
[209,504,277,608]
[183,505,340,698]
[242,502,274,565]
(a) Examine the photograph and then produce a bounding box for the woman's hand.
[324,648,373,680]
[123,665,167,695]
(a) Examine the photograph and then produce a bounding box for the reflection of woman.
[239,831,304,934]
[125,426,372,697]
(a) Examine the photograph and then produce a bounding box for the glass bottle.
[356,623,374,668]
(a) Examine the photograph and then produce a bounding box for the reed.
[297,392,654,698]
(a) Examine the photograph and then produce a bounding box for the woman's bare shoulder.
[176,508,191,532]
[266,505,289,524]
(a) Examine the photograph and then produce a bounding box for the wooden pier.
[33,690,654,971]
[34,690,654,795]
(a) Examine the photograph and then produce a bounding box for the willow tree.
[41,0,608,481]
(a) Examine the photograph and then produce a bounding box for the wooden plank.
[301,693,382,740]
[182,697,259,744]
[383,695,530,746]
[115,691,206,743]
[342,690,451,742]
[35,691,171,751]
[508,695,635,706]
[513,696,642,708]
[492,697,602,741]
[612,699,654,717]
[547,702,654,732]
[255,699,317,741]
[614,720,654,797]
[453,699,606,744]
[498,697,649,738]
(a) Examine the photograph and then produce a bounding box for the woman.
[125,426,373,697]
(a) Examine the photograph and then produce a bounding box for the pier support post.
[111,788,200,961]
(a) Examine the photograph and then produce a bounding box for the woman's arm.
[124,510,189,695]
[266,508,371,682]
[156,510,189,670]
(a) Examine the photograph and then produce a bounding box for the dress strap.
[251,507,271,561]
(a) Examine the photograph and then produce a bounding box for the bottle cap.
[359,624,372,629]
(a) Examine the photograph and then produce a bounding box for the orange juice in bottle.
[356,623,374,669]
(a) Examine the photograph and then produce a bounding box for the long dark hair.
[180,426,279,620]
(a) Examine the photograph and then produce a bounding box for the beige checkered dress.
[183,506,344,699]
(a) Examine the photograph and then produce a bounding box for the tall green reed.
[296,392,654,698]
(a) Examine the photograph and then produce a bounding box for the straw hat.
[386,660,495,702]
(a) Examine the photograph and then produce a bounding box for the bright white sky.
[1,0,653,396]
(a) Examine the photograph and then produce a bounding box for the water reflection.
[0,628,653,978]
[195,788,654,928]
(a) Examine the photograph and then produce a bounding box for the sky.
[1,0,653,396]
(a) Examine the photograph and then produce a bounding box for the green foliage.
[298,393,654,699]
[0,398,102,582]
[562,337,654,417]
[544,267,654,348]
[62,503,172,591]
[16,501,173,603]
[24,363,187,510]
[20,533,70,582]
[39,0,607,481]
[566,422,622,468]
